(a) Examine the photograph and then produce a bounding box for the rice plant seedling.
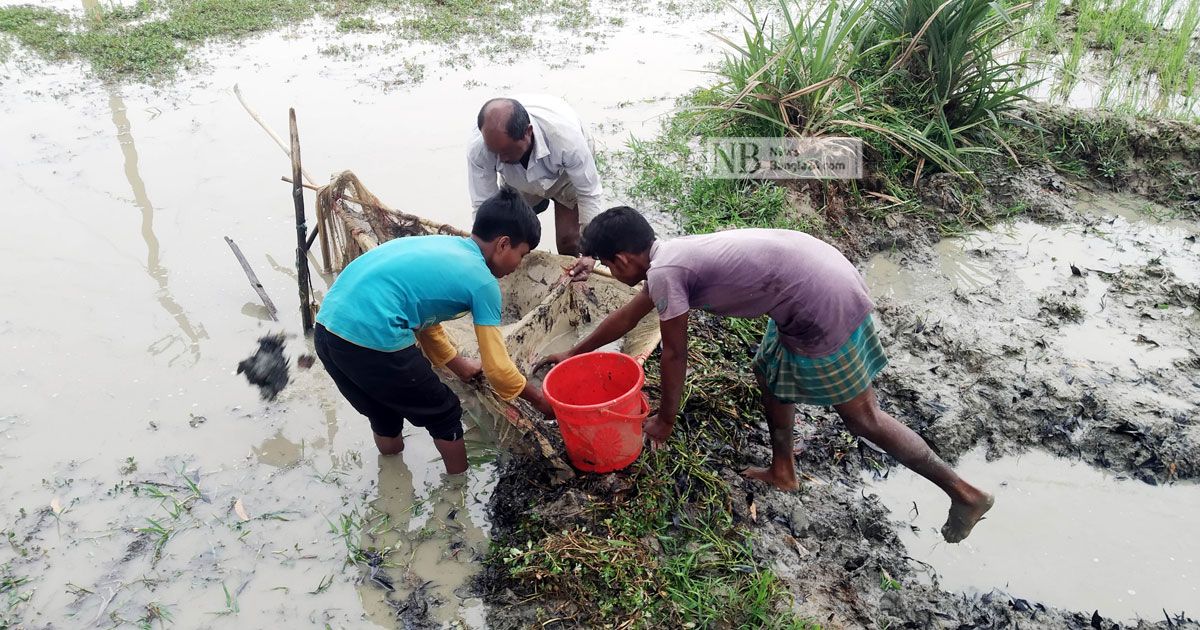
[212,582,239,616]
[135,518,174,564]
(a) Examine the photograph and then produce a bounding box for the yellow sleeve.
[416,324,457,368]
[474,325,526,401]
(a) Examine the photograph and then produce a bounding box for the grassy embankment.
[488,0,1199,626]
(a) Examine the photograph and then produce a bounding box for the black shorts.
[314,324,463,441]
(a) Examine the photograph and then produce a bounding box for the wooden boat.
[312,171,661,479]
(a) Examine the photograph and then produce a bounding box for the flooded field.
[0,2,740,625]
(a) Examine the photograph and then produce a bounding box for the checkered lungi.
[751,315,888,407]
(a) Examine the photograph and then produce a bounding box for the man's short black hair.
[477,98,530,141]
[472,187,541,249]
[581,206,654,260]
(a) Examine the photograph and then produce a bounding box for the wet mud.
[0,1,742,625]
[480,178,1200,627]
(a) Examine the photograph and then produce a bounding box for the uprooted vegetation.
[485,316,811,628]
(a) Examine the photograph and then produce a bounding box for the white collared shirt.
[467,94,605,223]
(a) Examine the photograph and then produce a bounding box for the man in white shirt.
[468,95,603,274]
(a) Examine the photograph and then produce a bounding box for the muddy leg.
[834,387,993,542]
[742,371,800,491]
[553,200,581,256]
[373,432,404,456]
[434,438,468,475]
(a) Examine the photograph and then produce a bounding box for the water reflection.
[85,0,207,366]
[357,456,488,628]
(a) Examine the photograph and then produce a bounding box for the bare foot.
[941,492,995,543]
[742,466,800,491]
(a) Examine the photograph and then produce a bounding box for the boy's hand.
[642,414,674,450]
[533,351,570,375]
[446,356,483,382]
[567,256,595,282]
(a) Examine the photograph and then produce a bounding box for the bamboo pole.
[235,84,331,272]
[290,109,314,334]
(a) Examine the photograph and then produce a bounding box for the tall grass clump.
[705,0,1035,179]
[867,0,1035,153]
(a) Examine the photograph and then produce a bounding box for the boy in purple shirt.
[539,208,994,543]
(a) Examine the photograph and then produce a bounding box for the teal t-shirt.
[315,236,503,352]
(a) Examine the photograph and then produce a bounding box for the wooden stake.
[235,84,331,272]
[290,109,314,334]
[224,236,279,321]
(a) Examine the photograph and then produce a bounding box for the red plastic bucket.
[543,352,649,473]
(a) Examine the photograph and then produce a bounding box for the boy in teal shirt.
[315,189,553,474]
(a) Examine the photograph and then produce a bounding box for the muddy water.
[537,319,623,359]
[860,192,1200,620]
[0,4,740,626]
[865,192,1199,376]
[864,448,1200,620]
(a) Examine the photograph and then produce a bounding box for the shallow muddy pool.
[864,448,1200,621]
[865,192,1199,378]
[857,191,1200,622]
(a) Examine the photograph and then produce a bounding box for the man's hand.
[567,256,595,282]
[533,351,570,375]
[445,355,482,383]
[642,414,675,450]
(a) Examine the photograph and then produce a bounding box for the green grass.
[866,0,1035,154]
[2,563,32,626]
[0,0,612,78]
[704,0,1036,180]
[0,6,73,62]
[336,16,377,31]
[1031,0,1200,115]
[0,0,307,75]
[497,317,816,628]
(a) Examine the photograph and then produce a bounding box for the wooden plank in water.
[224,236,279,321]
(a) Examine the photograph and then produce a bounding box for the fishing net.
[314,170,466,273]
[310,171,664,482]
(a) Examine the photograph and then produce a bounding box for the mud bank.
[479,159,1198,626]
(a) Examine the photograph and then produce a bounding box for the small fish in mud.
[236,334,288,400]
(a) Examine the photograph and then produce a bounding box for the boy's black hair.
[581,206,655,260]
[476,98,530,141]
[472,187,541,249]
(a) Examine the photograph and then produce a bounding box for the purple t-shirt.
[645,229,874,357]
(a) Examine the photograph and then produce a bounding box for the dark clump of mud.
[236,333,289,400]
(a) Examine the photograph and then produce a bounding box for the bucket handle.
[599,392,651,422]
